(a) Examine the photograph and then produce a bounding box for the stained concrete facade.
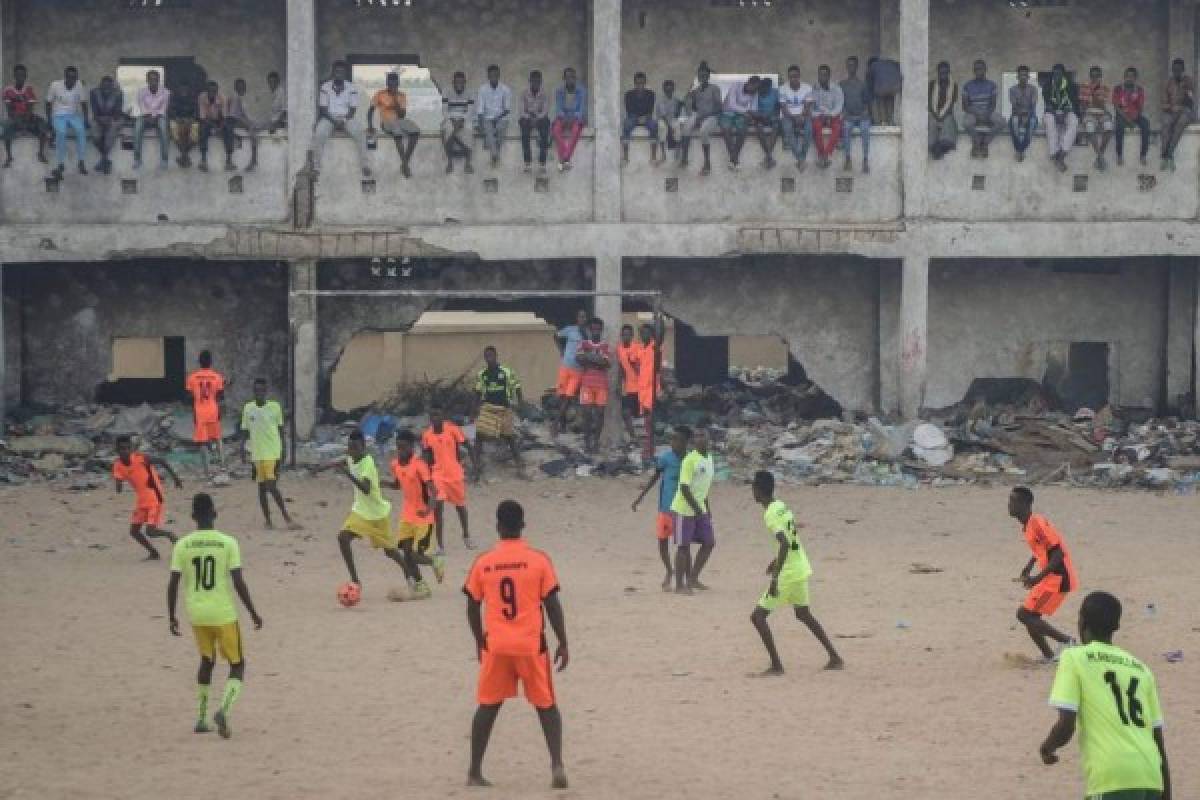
[1,0,1199,434]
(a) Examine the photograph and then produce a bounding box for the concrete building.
[1,0,1198,438]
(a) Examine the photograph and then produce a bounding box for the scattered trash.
[908,563,944,574]
[1163,650,1183,663]
[895,620,912,630]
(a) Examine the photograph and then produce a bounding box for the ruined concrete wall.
[13,260,289,408]
[931,0,1169,106]
[926,258,1168,410]
[625,256,881,413]
[3,271,20,407]
[622,0,881,90]
[7,0,286,116]
[318,0,588,94]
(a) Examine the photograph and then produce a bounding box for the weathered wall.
[12,260,289,408]
[926,258,1169,410]
[3,269,20,407]
[317,0,588,93]
[6,0,286,116]
[930,0,1169,107]
[621,0,881,90]
[625,256,882,412]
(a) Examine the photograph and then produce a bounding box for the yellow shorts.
[343,512,397,550]
[397,520,434,547]
[253,460,278,483]
[192,622,243,664]
[757,575,810,611]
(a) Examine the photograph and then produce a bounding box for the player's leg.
[537,706,568,789]
[337,530,362,585]
[1017,607,1069,659]
[688,513,715,590]
[195,655,215,732]
[455,504,472,548]
[794,606,844,670]
[416,526,446,583]
[397,539,430,597]
[468,703,502,786]
[129,522,159,559]
[751,605,784,675]
[145,525,178,543]
[655,513,674,590]
[257,478,273,527]
[213,625,245,739]
[673,514,693,594]
[471,437,486,482]
[266,479,297,527]
[432,498,447,553]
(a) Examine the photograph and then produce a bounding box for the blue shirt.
[656,450,684,513]
[557,325,585,369]
[757,88,779,116]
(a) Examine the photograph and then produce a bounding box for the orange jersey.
[390,456,433,524]
[464,538,560,656]
[616,343,640,392]
[637,339,662,392]
[185,368,226,424]
[421,423,467,481]
[1024,513,1078,592]
[112,453,165,507]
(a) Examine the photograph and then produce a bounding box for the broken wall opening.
[96,335,187,404]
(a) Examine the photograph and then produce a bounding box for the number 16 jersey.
[170,529,242,627]
[1049,640,1164,796]
[464,538,559,657]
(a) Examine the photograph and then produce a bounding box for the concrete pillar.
[286,0,318,191]
[1169,0,1198,79]
[594,253,624,445]
[0,263,6,428]
[899,253,929,420]
[591,0,622,222]
[289,259,319,441]
[1194,261,1200,417]
[899,0,929,218]
[1165,258,1196,412]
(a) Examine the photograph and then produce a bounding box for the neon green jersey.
[170,530,242,626]
[1049,641,1164,796]
[241,400,283,462]
[670,451,714,516]
[763,500,812,581]
[348,454,391,520]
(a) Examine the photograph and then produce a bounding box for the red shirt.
[1024,513,1078,592]
[578,339,611,391]
[390,455,433,524]
[421,423,467,481]
[4,85,36,116]
[112,453,165,507]
[1112,84,1145,119]
[464,538,560,656]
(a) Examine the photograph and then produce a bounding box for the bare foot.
[688,580,710,591]
[143,551,161,561]
[824,657,845,671]
[286,521,304,531]
[751,666,785,677]
[674,585,693,596]
[264,520,275,530]
[661,571,673,591]
[467,773,492,787]
[551,766,569,789]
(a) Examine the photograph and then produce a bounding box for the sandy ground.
[0,473,1196,800]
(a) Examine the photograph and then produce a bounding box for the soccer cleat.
[214,709,231,739]
[463,536,478,551]
[432,554,447,584]
[194,719,211,734]
[413,580,432,600]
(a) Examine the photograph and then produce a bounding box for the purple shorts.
[672,512,715,547]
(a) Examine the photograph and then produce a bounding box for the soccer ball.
[337,582,361,608]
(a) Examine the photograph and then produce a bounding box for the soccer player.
[239,378,299,530]
[670,427,716,594]
[385,430,442,598]
[577,317,612,454]
[113,434,183,559]
[552,309,588,435]
[185,350,227,476]
[421,406,474,550]
[631,425,690,590]
[616,323,640,441]
[167,493,263,739]
[1040,591,1171,800]
[464,500,569,790]
[317,430,410,592]
[637,322,663,418]
[749,470,843,674]
[1009,487,1079,661]
[472,346,526,482]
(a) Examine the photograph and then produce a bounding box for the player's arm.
[277,422,287,465]
[167,570,182,635]
[150,456,184,488]
[1038,708,1075,764]
[466,595,486,658]
[230,568,263,629]
[631,469,662,511]
[238,424,249,463]
[679,483,704,517]
[1026,547,1064,587]
[766,532,789,589]
[1018,556,1037,582]
[343,470,372,495]
[1155,728,1172,800]
[543,591,569,671]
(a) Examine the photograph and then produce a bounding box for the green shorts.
[719,111,747,132]
[757,575,809,611]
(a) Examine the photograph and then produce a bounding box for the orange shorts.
[193,419,222,443]
[434,475,467,507]
[1023,574,1067,616]
[478,650,556,709]
[131,503,164,527]
[655,511,673,541]
[555,366,583,398]
[579,386,608,407]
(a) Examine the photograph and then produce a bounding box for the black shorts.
[622,393,640,415]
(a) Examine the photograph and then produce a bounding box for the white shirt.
[723,84,756,113]
[271,85,287,118]
[319,80,360,118]
[476,82,513,121]
[779,83,813,115]
[47,79,86,116]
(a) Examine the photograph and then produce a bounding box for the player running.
[670,427,716,594]
[185,350,227,476]
[317,430,410,593]
[465,500,569,790]
[421,406,474,550]
[1009,487,1079,661]
[386,430,443,598]
[1040,591,1171,800]
[631,426,690,590]
[167,493,263,739]
[113,434,183,559]
[749,471,843,674]
[239,378,299,530]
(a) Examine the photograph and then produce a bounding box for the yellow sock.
[220,678,243,718]
[196,684,210,722]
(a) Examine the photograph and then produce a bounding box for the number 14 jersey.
[1049,640,1165,796]
[170,529,243,627]
[464,538,559,657]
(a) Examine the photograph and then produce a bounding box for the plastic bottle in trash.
[1144,603,1157,619]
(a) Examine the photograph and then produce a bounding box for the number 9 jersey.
[1049,640,1165,797]
[170,529,243,627]
[463,538,559,657]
